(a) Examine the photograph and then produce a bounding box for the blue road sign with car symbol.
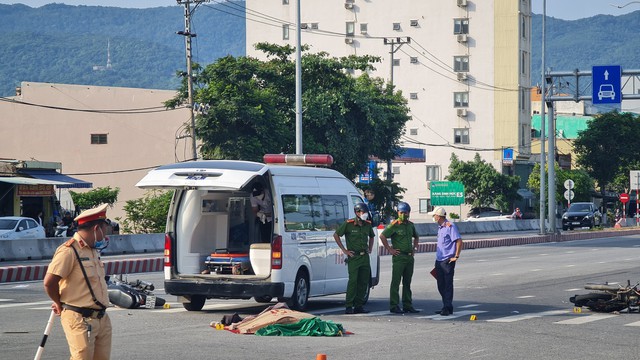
[592,65,621,104]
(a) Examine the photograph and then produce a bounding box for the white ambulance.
[136,154,380,311]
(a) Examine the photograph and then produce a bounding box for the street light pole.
[295,0,303,154]
[382,37,410,222]
[539,0,547,234]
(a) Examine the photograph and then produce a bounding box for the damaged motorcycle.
[107,275,166,309]
[570,280,640,313]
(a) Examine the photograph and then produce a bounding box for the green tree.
[527,163,595,211]
[446,153,520,212]
[120,190,172,234]
[166,43,410,181]
[573,111,640,210]
[70,186,119,212]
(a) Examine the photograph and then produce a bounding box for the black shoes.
[390,306,403,314]
[403,307,420,313]
[435,308,452,316]
[354,307,369,314]
[345,307,354,314]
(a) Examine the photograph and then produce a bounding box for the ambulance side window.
[323,195,349,231]
[283,194,319,231]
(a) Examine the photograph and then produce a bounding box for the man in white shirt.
[250,182,273,243]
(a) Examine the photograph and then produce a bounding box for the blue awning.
[18,169,93,188]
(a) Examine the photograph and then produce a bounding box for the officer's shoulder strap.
[63,238,76,247]
[347,219,356,223]
[445,221,453,228]
[390,220,400,225]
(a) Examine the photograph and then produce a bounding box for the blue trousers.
[435,259,456,312]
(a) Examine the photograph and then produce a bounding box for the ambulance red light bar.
[263,154,334,166]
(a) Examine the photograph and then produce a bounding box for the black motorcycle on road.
[570,280,640,313]
[107,275,166,309]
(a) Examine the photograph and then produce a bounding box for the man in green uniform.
[334,202,375,314]
[380,202,420,314]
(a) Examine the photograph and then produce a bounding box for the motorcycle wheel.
[570,293,611,307]
[155,296,166,307]
[571,293,626,313]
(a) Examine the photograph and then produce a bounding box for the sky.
[0,0,639,20]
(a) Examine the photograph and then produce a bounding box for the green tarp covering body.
[255,317,344,336]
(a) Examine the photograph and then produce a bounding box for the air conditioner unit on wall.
[457,72,468,81]
[345,37,354,44]
[457,0,467,7]
[345,2,354,9]
[457,108,468,117]
[456,34,468,43]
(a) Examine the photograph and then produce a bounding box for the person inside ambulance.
[250,182,273,243]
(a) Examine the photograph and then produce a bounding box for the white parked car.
[0,216,46,240]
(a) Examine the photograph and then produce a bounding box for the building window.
[282,24,290,40]
[426,165,440,181]
[282,0,289,4]
[393,22,401,31]
[521,51,526,74]
[360,23,368,34]
[419,198,431,213]
[454,56,469,72]
[392,166,400,174]
[311,23,319,30]
[454,18,469,34]
[346,22,355,36]
[410,56,418,64]
[409,128,418,135]
[521,15,526,38]
[393,59,400,66]
[410,19,419,27]
[409,92,418,99]
[454,92,469,108]
[454,128,469,144]
[91,134,108,144]
[521,89,526,111]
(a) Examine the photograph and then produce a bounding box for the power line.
[0,97,185,114]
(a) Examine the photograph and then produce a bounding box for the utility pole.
[295,0,302,154]
[539,0,547,234]
[383,37,410,222]
[177,0,206,161]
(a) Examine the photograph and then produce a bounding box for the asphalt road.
[2,232,639,360]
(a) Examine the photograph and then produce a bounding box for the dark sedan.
[562,202,602,230]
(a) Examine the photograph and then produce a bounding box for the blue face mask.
[94,227,109,251]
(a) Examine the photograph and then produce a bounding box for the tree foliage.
[446,153,520,212]
[70,187,119,212]
[573,111,640,199]
[120,190,172,234]
[167,43,411,181]
[527,163,594,209]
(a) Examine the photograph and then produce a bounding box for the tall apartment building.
[246,0,533,220]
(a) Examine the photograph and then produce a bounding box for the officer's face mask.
[359,212,369,221]
[93,226,109,251]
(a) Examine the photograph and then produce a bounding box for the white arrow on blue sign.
[592,65,621,104]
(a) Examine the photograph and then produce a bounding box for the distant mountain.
[0,3,245,96]
[530,11,640,84]
[0,5,638,97]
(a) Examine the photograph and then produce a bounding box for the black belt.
[397,251,414,256]
[62,304,106,319]
[350,251,368,256]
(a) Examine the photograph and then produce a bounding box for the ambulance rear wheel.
[254,295,273,303]
[288,271,309,311]
[183,295,205,311]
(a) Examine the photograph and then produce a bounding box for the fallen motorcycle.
[107,275,166,309]
[570,280,640,313]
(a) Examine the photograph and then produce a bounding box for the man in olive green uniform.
[380,202,420,314]
[334,202,375,314]
[44,204,113,360]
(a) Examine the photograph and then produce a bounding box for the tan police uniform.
[46,204,112,360]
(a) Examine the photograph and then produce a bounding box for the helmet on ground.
[397,202,411,213]
[354,202,369,213]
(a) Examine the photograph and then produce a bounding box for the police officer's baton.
[34,309,55,360]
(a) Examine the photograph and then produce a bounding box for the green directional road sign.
[430,181,465,206]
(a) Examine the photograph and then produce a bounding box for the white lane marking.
[565,265,576,267]
[458,304,481,308]
[476,259,487,262]
[508,256,520,259]
[624,320,640,327]
[538,254,549,256]
[516,295,535,299]
[565,288,582,292]
[530,269,543,272]
[0,299,14,302]
[491,273,504,276]
[416,310,487,320]
[564,251,575,254]
[554,313,617,325]
[0,300,51,309]
[487,309,568,323]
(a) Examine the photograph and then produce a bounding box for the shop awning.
[0,176,69,186]
[18,169,93,188]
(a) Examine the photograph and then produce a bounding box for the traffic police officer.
[333,202,375,314]
[380,202,420,314]
[44,204,113,360]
